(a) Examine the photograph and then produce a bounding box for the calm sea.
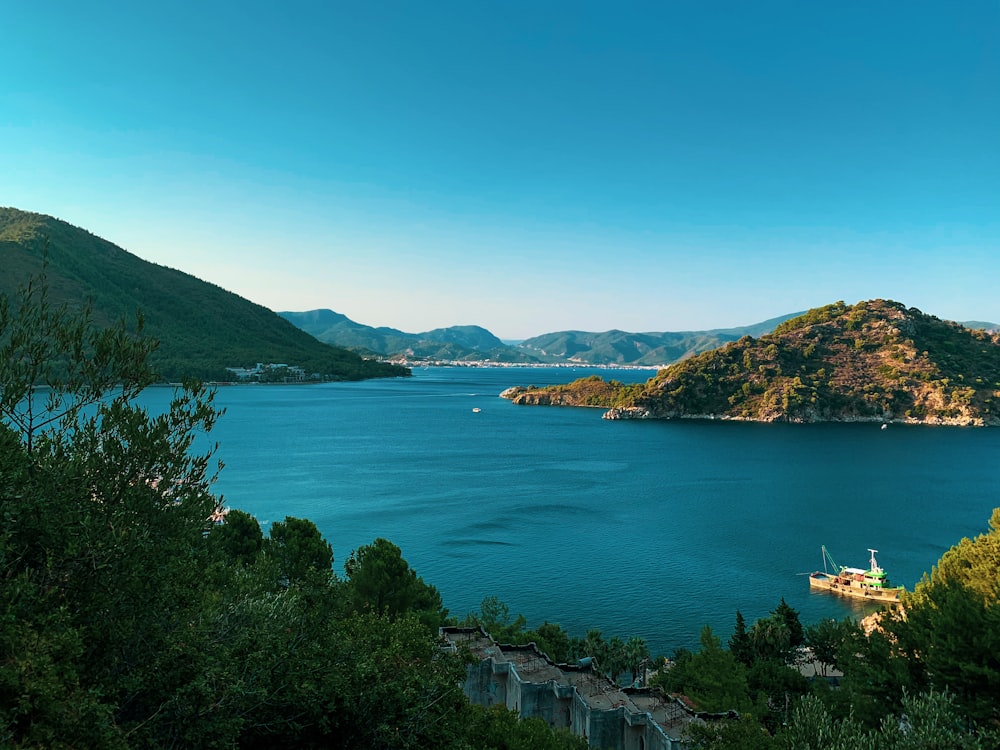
[143,367,1000,656]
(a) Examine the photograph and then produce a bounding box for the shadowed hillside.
[0,208,408,381]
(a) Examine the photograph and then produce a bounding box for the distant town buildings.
[225,362,306,382]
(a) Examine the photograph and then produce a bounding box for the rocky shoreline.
[603,406,997,426]
[504,389,999,427]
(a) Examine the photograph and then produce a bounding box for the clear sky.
[2,2,998,339]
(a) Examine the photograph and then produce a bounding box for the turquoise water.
[145,367,1000,656]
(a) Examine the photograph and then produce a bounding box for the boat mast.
[821,545,839,575]
[868,548,881,574]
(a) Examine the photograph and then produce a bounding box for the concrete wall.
[463,658,509,708]
[448,629,684,750]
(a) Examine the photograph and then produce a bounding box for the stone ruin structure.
[441,626,724,750]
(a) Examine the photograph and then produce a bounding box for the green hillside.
[515,313,802,366]
[506,300,1000,426]
[280,308,801,365]
[0,208,408,382]
[279,309,545,363]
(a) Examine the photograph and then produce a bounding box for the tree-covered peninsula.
[503,300,1000,426]
[0,207,408,382]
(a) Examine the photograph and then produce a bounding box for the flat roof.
[441,627,693,740]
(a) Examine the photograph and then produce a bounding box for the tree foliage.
[208,508,264,565]
[0,273,584,748]
[344,537,447,630]
[652,626,751,713]
[4,270,999,748]
[267,515,334,586]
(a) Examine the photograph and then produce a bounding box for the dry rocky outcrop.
[503,300,1000,427]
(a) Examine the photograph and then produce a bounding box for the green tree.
[778,694,873,750]
[623,635,651,686]
[748,614,793,663]
[683,715,777,750]
[906,507,1000,607]
[774,598,805,648]
[344,537,446,630]
[604,635,628,683]
[835,623,915,727]
[652,626,751,713]
[461,595,527,641]
[0,268,158,456]
[729,610,753,666]
[209,508,264,565]
[893,580,1000,726]
[878,690,996,749]
[266,515,333,586]
[269,611,467,750]
[458,704,589,749]
[746,657,809,730]
[0,271,225,745]
[804,618,857,677]
[582,628,605,659]
[0,269,520,748]
[774,691,992,750]
[529,621,572,664]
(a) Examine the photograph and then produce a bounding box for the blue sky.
[2,1,998,338]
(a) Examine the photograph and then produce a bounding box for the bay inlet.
[147,367,1000,656]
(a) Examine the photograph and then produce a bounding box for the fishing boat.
[809,546,905,603]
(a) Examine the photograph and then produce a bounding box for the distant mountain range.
[514,316,803,366]
[0,208,407,382]
[503,299,1000,426]
[281,307,1000,368]
[278,309,818,366]
[278,309,540,364]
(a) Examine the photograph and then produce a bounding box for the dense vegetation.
[502,374,647,408]
[0,207,408,382]
[3,276,998,748]
[661,510,1000,749]
[0,276,583,748]
[507,300,1000,426]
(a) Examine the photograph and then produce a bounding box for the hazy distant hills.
[279,309,817,366]
[279,309,540,363]
[505,300,1000,426]
[281,307,1000,367]
[515,315,804,366]
[0,208,407,382]
[962,321,1000,333]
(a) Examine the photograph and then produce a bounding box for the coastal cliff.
[501,300,1000,427]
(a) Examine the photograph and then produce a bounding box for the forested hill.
[279,309,543,363]
[0,207,408,382]
[507,300,1000,426]
[279,308,807,365]
[514,313,802,366]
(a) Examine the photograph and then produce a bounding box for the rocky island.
[501,300,1000,426]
